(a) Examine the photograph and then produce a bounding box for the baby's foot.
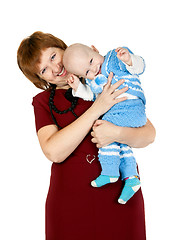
[118,176,141,204]
[91,175,118,187]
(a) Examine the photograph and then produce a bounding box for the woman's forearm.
[115,119,156,148]
[91,118,156,148]
[38,106,101,163]
[38,76,128,163]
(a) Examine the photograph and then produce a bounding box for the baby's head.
[63,43,104,80]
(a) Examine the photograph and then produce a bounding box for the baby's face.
[63,44,104,80]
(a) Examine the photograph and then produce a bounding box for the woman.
[17,31,155,240]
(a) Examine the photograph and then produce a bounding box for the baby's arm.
[67,74,80,92]
[67,74,94,101]
[126,54,145,75]
[116,47,145,75]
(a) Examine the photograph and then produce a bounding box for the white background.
[1,0,174,239]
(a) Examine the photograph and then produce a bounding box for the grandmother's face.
[38,47,71,88]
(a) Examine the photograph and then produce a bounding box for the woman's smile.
[57,67,67,77]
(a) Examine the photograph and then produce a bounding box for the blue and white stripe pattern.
[86,48,147,180]
[87,48,146,105]
[98,143,138,180]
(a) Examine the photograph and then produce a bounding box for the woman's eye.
[90,58,93,64]
[41,68,46,75]
[51,54,56,61]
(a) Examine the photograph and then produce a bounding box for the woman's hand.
[91,120,120,148]
[91,72,128,118]
[91,119,156,149]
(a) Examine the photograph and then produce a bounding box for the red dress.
[32,89,146,240]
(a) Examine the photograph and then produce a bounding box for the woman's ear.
[91,45,99,53]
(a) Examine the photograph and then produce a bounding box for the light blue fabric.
[87,48,146,105]
[86,48,147,181]
[98,142,138,180]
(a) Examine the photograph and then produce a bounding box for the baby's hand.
[115,47,132,66]
[67,74,80,92]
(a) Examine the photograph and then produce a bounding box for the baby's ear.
[91,45,99,53]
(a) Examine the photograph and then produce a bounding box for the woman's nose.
[52,64,59,73]
[52,63,61,74]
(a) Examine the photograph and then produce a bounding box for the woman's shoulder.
[32,88,67,108]
[33,89,50,101]
[32,89,50,108]
[32,90,55,132]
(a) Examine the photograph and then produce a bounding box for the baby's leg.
[118,144,141,204]
[119,144,139,180]
[91,143,120,187]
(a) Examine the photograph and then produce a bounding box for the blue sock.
[118,176,141,204]
[91,175,119,187]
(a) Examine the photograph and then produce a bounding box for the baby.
[63,44,147,204]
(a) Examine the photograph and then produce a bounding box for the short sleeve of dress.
[32,91,54,132]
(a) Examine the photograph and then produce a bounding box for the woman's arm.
[37,74,128,163]
[91,118,156,148]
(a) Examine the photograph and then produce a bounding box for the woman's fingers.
[109,78,128,103]
[103,72,113,89]
[91,136,97,144]
[109,79,126,93]
[92,119,103,128]
[103,75,128,101]
[104,74,126,95]
[114,96,127,104]
[113,86,128,98]
[91,131,94,137]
